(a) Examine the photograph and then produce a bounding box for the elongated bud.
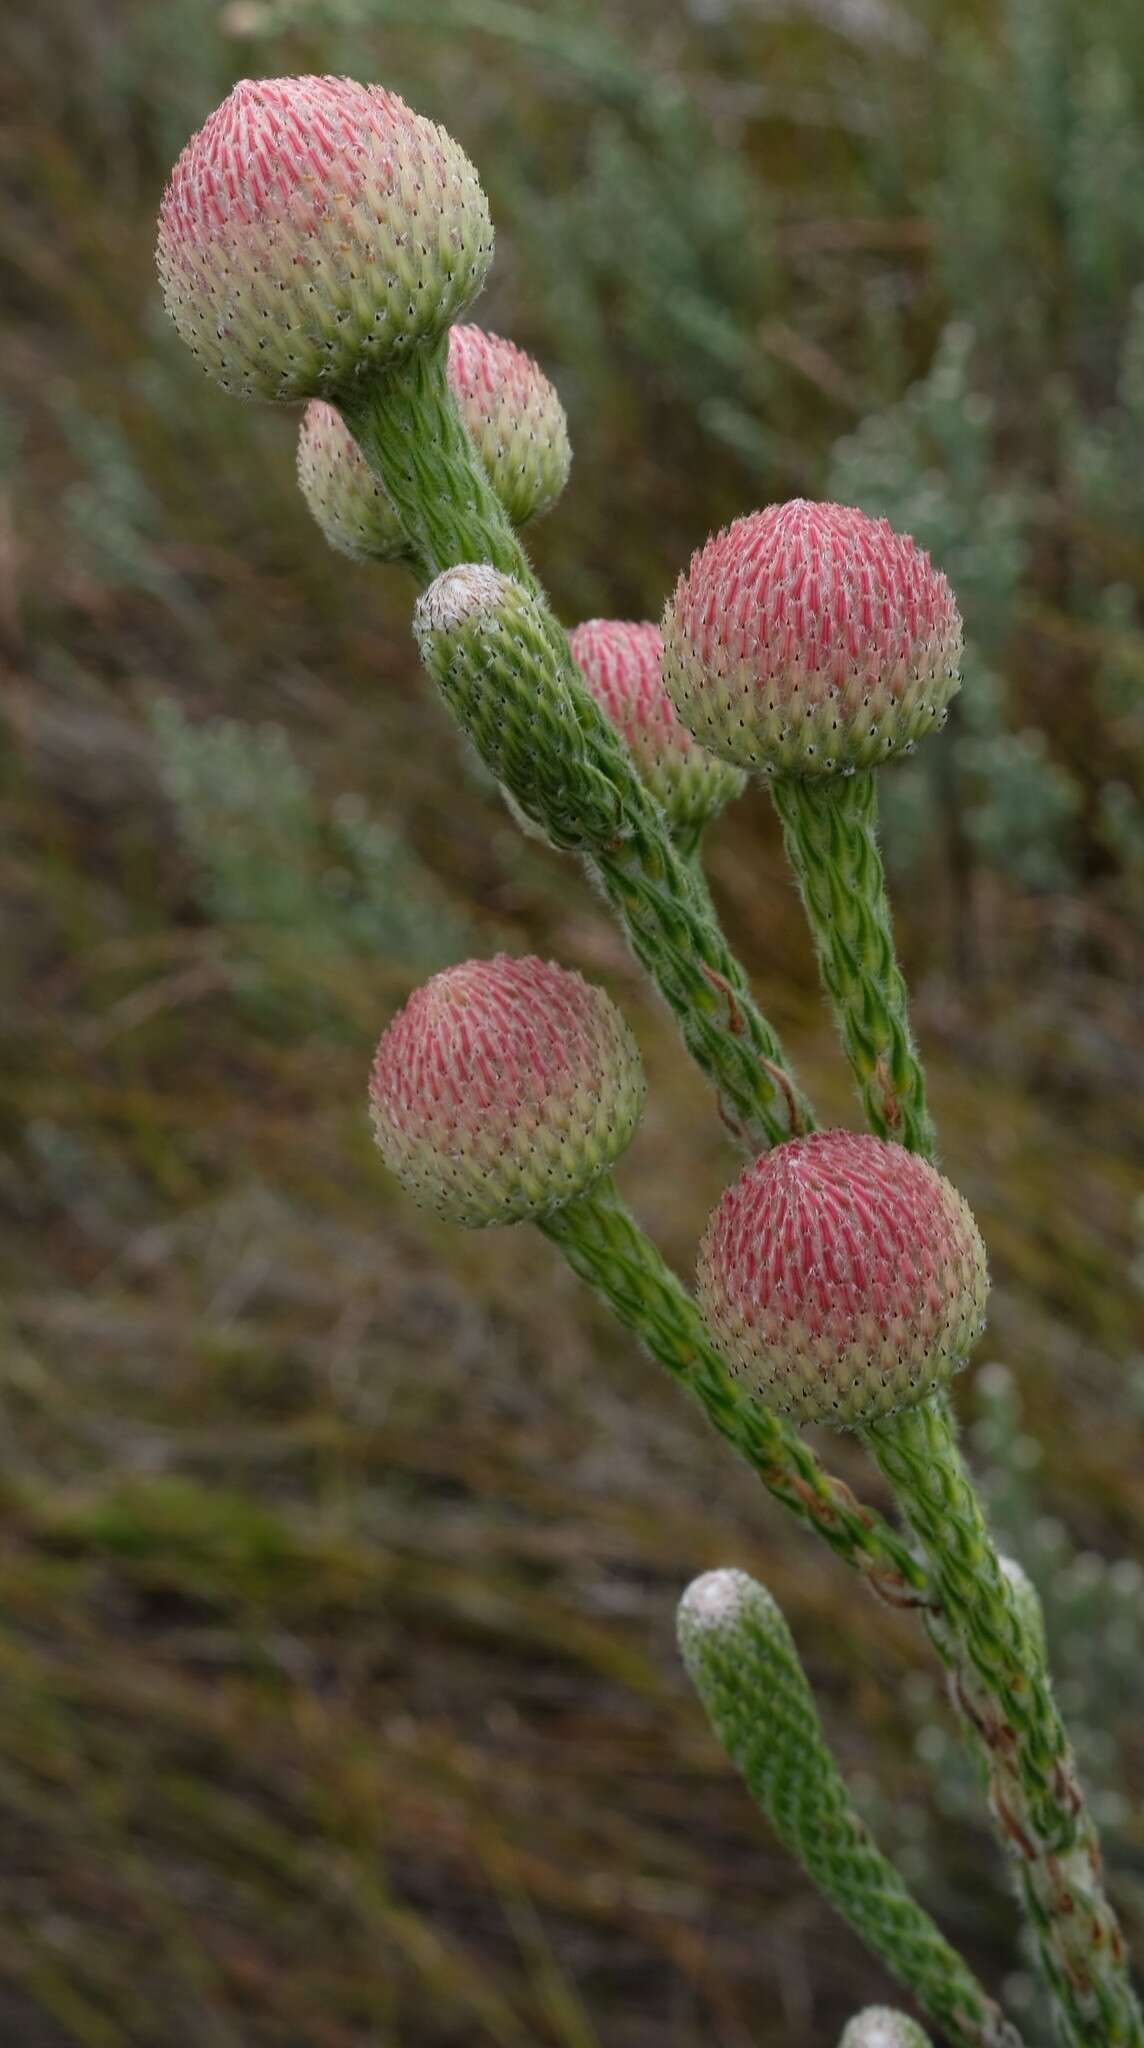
[678,1571,1001,2046]
[369,955,645,1226]
[414,567,628,850]
[839,2010,932,2048]
[157,75,493,402]
[663,500,962,777]
[569,619,745,837]
[696,1131,988,1427]
[297,326,570,559]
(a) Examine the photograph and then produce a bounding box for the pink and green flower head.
[297,325,570,560]
[157,74,493,402]
[662,500,963,778]
[696,1130,987,1427]
[569,619,745,837]
[369,955,645,1227]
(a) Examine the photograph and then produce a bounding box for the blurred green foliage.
[2,0,1142,2043]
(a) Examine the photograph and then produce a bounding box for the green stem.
[678,1569,1023,2048]
[863,1398,1142,2048]
[537,1176,927,1606]
[340,336,533,586]
[770,771,934,1157]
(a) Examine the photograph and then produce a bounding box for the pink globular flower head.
[569,619,746,837]
[662,500,963,778]
[696,1130,987,1427]
[447,325,571,530]
[369,956,645,1227]
[157,75,493,402]
[296,326,570,560]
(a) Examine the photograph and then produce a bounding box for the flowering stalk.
[865,1404,1138,2048]
[678,1569,1022,2048]
[669,502,1141,2043]
[769,770,933,1155]
[157,73,1141,2040]
[662,501,959,1156]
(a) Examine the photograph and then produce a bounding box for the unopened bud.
[369,955,644,1226]
[158,75,493,402]
[663,500,962,778]
[297,325,569,559]
[414,568,628,851]
[570,619,744,837]
[697,1130,988,1427]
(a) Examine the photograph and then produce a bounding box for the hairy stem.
[538,1177,927,1606]
[863,1398,1142,2048]
[340,335,533,586]
[679,1569,1023,2048]
[770,771,934,1157]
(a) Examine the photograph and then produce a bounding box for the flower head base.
[569,619,745,837]
[839,2011,933,2048]
[663,500,962,778]
[297,326,570,560]
[157,75,493,402]
[369,955,645,1227]
[696,1130,987,1427]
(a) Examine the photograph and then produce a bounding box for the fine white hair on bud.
[414,563,513,641]
[157,75,493,403]
[697,1129,988,1428]
[676,1567,761,1649]
[663,499,963,778]
[838,2009,933,2048]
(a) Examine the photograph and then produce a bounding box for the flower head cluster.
[697,1130,987,1427]
[369,955,645,1227]
[297,326,570,560]
[663,499,962,778]
[569,619,745,836]
[157,75,492,402]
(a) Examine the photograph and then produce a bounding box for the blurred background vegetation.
[2,0,1142,2041]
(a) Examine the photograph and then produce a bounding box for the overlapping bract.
[297,326,570,559]
[569,619,745,836]
[369,955,645,1226]
[696,1130,988,1426]
[157,75,493,401]
[663,499,963,777]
